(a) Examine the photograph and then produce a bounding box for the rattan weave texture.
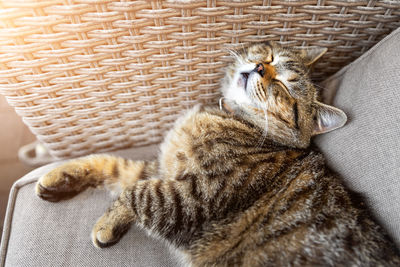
[0,0,399,158]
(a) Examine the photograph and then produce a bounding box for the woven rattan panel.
[0,0,399,159]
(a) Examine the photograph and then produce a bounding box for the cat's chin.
[237,72,249,89]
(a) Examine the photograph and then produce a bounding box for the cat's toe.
[92,229,120,248]
[35,166,91,202]
[91,223,130,249]
[35,182,81,202]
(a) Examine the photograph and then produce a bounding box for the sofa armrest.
[0,145,181,267]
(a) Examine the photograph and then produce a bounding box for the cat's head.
[221,42,347,148]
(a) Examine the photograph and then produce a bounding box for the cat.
[36,42,400,266]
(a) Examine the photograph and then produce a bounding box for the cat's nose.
[254,63,265,77]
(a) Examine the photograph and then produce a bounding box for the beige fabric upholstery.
[0,145,182,267]
[315,27,400,247]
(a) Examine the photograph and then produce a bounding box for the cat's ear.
[312,101,347,135]
[298,47,328,66]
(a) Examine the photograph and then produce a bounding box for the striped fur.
[36,43,399,266]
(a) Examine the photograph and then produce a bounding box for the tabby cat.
[36,42,400,266]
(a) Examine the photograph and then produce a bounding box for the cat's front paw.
[35,163,92,202]
[91,216,131,248]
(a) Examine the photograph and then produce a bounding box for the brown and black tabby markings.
[36,42,400,266]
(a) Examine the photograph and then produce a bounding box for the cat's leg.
[36,155,156,202]
[92,189,135,248]
[91,177,206,248]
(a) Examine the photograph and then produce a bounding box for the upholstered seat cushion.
[315,27,400,247]
[0,145,181,267]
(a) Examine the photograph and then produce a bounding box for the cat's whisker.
[258,115,269,148]
[219,97,225,111]
[253,101,269,148]
[226,49,243,64]
[311,82,328,91]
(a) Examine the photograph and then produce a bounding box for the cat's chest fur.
[158,105,266,180]
[159,104,297,169]
[158,105,204,179]
[157,105,309,211]
[160,106,224,177]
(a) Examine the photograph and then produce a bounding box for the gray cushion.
[315,27,400,247]
[0,145,182,267]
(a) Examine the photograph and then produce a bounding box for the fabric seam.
[0,179,38,267]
